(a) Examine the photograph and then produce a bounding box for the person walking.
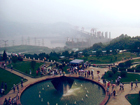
[122,83,124,90]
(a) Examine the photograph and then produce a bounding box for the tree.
[107,71,113,77]
[120,71,127,77]
[62,51,69,57]
[125,60,132,67]
[2,50,7,61]
[118,63,125,68]
[112,67,118,74]
[112,49,118,55]
[91,42,104,51]
[106,50,110,56]
[96,50,102,57]
[11,56,18,63]
[30,60,36,73]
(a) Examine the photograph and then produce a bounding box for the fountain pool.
[20,77,106,105]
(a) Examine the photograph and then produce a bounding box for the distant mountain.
[0,20,76,38]
[0,45,63,54]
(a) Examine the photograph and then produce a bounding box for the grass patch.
[7,61,43,77]
[79,52,137,64]
[103,71,140,83]
[126,94,140,105]
[0,68,26,96]
[132,59,140,62]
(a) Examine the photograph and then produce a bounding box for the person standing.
[107,81,110,88]
[111,80,113,86]
[113,90,116,98]
[120,82,123,90]
[4,63,6,69]
[98,75,100,82]
[103,78,106,87]
[30,69,32,75]
[17,92,19,100]
[4,82,7,91]
[13,84,15,93]
[122,83,124,90]
[135,79,138,88]
[21,79,23,88]
[131,81,133,90]
[16,84,19,92]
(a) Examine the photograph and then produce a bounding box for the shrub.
[136,65,140,72]
[112,67,118,74]
[12,56,18,63]
[125,60,132,67]
[107,71,113,77]
[18,57,23,61]
[119,67,126,71]
[118,63,125,68]
[136,69,140,72]
[127,68,134,72]
[120,71,127,77]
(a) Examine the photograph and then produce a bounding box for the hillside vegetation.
[84,34,140,53]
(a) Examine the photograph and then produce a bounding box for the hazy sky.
[0,0,140,38]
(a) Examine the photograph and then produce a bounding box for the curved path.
[1,57,140,105]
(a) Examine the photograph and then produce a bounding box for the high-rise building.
[97,31,101,38]
[105,32,108,39]
[109,32,111,39]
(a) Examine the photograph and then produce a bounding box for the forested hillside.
[86,34,140,52]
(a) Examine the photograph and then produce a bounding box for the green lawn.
[0,68,26,96]
[8,61,43,77]
[79,52,137,64]
[132,59,140,62]
[103,71,140,83]
[126,94,140,105]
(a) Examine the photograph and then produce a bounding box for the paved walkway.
[1,57,140,105]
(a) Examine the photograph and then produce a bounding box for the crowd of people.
[1,79,23,105]
[3,97,18,105]
[102,76,139,98]
[0,81,7,96]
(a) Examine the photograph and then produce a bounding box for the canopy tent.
[70,59,84,65]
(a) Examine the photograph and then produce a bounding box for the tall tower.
[109,32,111,39]
[97,31,101,38]
[105,32,108,39]
[102,32,104,38]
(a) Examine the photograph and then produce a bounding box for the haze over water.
[0,0,140,48]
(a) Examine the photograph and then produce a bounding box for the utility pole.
[0,40,1,47]
[12,40,15,46]
[38,40,40,46]
[3,40,8,51]
[34,37,36,46]
[42,38,44,46]
[28,37,30,45]
[21,36,24,45]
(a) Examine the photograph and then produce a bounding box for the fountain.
[51,76,74,94]
[20,76,107,105]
